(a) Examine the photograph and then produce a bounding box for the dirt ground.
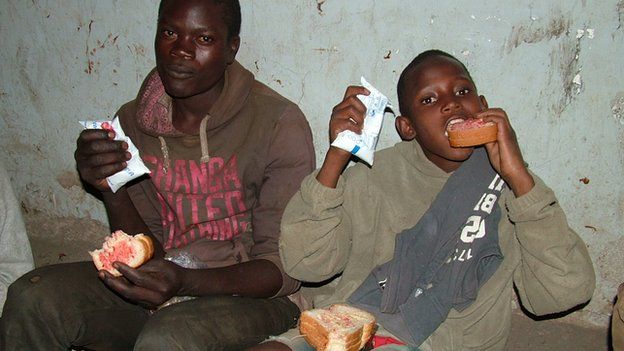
[22,210,611,350]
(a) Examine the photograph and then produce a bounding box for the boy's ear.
[226,36,240,64]
[395,115,417,141]
[480,95,488,109]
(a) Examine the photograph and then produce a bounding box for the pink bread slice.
[89,230,154,276]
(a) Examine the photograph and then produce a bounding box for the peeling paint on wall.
[56,171,81,190]
[316,0,326,15]
[543,34,583,119]
[612,92,624,125]
[617,0,624,30]
[506,13,570,53]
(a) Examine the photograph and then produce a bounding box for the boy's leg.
[252,327,315,351]
[0,261,149,350]
[134,295,300,351]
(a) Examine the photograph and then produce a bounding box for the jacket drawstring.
[158,114,211,173]
[158,136,170,174]
[199,114,212,164]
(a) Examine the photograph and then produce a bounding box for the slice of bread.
[299,304,376,351]
[447,118,498,147]
[89,230,154,276]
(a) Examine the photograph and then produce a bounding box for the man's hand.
[477,108,535,197]
[75,129,130,192]
[99,258,184,309]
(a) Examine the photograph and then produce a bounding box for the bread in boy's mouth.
[89,230,154,276]
[446,118,498,147]
[299,304,376,351]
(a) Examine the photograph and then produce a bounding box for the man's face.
[155,0,239,99]
[404,56,486,172]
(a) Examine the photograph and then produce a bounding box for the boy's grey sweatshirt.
[349,149,504,346]
[279,140,595,350]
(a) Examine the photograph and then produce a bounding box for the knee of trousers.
[3,267,67,322]
[133,312,196,351]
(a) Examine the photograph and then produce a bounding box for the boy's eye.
[421,96,437,105]
[163,29,175,38]
[456,88,470,96]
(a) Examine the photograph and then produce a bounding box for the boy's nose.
[442,100,461,113]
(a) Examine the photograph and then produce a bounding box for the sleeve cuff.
[299,170,346,210]
[504,175,557,223]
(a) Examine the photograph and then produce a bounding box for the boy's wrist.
[506,169,535,197]
[316,147,351,188]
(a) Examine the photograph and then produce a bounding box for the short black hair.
[397,49,474,116]
[158,0,241,40]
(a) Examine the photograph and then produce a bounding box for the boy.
[1,0,314,350]
[269,50,595,350]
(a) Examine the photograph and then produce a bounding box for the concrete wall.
[1,0,622,327]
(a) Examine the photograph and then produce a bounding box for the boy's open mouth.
[444,117,466,137]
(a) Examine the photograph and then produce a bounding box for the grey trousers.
[0,261,299,351]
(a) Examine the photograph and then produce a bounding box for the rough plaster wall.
[0,0,622,327]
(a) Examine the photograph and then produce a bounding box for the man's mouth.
[163,65,194,79]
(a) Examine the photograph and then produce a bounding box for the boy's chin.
[447,145,475,160]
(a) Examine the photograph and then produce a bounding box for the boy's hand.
[75,129,131,192]
[99,258,184,309]
[316,86,369,188]
[328,86,369,144]
[476,108,535,197]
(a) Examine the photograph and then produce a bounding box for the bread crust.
[447,122,497,147]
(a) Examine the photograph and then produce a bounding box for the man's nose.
[171,38,194,59]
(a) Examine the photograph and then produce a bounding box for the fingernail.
[108,131,115,139]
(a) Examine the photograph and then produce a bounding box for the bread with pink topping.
[89,230,154,276]
[447,118,498,147]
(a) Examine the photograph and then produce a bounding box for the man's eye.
[163,30,175,37]
[421,97,437,105]
[200,36,214,43]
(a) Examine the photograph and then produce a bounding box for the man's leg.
[134,295,300,351]
[1,261,149,351]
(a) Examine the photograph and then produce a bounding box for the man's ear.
[226,36,240,64]
[395,115,417,141]
[480,95,488,109]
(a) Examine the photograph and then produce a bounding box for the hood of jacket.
[134,60,255,138]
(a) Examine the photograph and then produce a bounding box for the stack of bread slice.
[299,304,376,351]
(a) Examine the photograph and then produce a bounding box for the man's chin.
[162,86,196,99]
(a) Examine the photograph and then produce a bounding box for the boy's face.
[155,0,239,99]
[397,56,487,172]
